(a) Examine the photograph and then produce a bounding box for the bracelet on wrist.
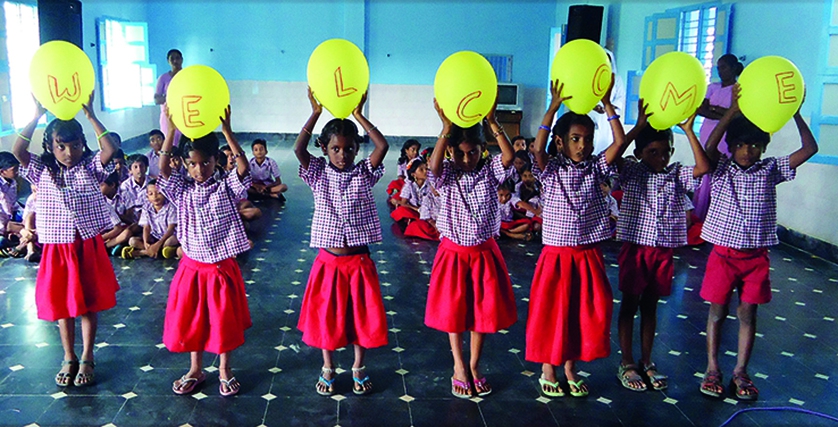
[607,115,620,121]
[301,127,312,136]
[439,133,452,139]
[16,132,31,142]
[158,150,172,157]
[538,125,551,132]
[365,125,377,134]
[97,130,111,142]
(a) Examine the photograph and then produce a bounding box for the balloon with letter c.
[434,51,498,128]
[167,65,230,140]
[550,39,612,114]
[307,39,369,119]
[738,56,804,134]
[29,40,95,120]
[639,52,708,130]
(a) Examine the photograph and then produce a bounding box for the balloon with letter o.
[167,65,230,140]
[550,39,612,114]
[434,51,498,128]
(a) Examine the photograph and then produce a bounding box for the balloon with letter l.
[434,51,498,128]
[307,39,369,119]
[550,39,612,114]
[167,65,230,140]
[639,52,708,130]
[738,56,804,134]
[29,40,95,120]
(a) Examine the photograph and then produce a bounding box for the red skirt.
[391,206,420,222]
[163,256,252,354]
[386,178,406,207]
[404,219,440,241]
[526,244,613,365]
[425,238,517,333]
[501,218,532,231]
[36,235,119,321]
[297,249,388,350]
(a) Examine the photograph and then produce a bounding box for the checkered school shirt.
[399,180,429,208]
[617,161,699,248]
[0,177,19,218]
[300,156,384,248]
[250,157,281,184]
[431,155,512,246]
[499,198,515,222]
[147,150,161,178]
[511,194,542,219]
[139,200,178,240]
[537,153,616,246]
[105,192,127,218]
[21,152,115,244]
[159,169,251,264]
[419,182,439,221]
[701,155,794,249]
[120,177,147,216]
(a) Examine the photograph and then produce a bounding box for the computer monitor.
[496,83,523,111]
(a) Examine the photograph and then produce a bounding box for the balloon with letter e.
[434,51,498,128]
[307,39,369,119]
[550,39,612,114]
[167,65,230,140]
[29,40,95,120]
[639,52,708,130]
[738,56,804,133]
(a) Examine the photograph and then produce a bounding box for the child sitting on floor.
[122,179,179,259]
[248,138,288,200]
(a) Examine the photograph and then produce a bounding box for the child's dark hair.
[727,115,770,147]
[550,112,594,157]
[718,53,744,77]
[498,180,514,193]
[514,150,531,167]
[110,132,122,145]
[182,132,220,160]
[103,171,121,187]
[315,119,363,149]
[147,178,158,187]
[149,129,164,140]
[398,139,421,164]
[450,123,486,148]
[634,126,673,154]
[406,157,426,181]
[171,144,184,159]
[218,151,229,169]
[519,174,540,203]
[167,49,182,61]
[40,119,92,174]
[113,149,126,162]
[127,153,149,168]
[251,138,267,150]
[511,135,526,146]
[0,151,20,170]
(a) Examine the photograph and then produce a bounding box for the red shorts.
[618,243,674,297]
[404,219,440,241]
[298,249,388,351]
[526,244,612,365]
[35,235,120,321]
[700,246,771,305]
[163,256,252,354]
[425,238,517,333]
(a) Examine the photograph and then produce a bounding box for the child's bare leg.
[57,317,78,383]
[218,351,240,394]
[75,312,97,385]
[448,332,470,396]
[618,293,640,366]
[317,349,336,394]
[352,345,372,393]
[540,363,561,394]
[638,291,660,366]
[705,302,728,373]
[734,302,758,375]
[269,184,288,195]
[469,331,491,394]
[564,360,588,394]
[108,227,133,248]
[173,351,205,392]
[164,235,180,247]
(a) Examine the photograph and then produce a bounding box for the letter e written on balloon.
[457,91,483,122]
[591,64,610,97]
[182,96,205,128]
[775,72,797,104]
[48,73,82,103]
[660,82,697,113]
[334,67,358,98]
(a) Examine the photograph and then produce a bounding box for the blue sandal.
[352,366,372,395]
[316,367,335,396]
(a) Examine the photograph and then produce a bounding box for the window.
[810,0,838,164]
[484,54,512,83]
[4,1,40,130]
[96,17,156,111]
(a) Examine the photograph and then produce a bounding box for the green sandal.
[568,378,589,398]
[538,375,565,397]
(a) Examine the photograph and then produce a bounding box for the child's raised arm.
[486,100,514,168]
[82,91,118,166]
[294,87,321,170]
[429,99,453,178]
[705,84,740,167]
[220,106,249,179]
[615,99,651,171]
[788,101,819,170]
[159,107,176,179]
[353,92,389,169]
[12,100,46,168]
[533,80,570,172]
[601,74,627,165]
[677,111,711,177]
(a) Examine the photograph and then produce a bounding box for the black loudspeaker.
[38,0,82,47]
[566,5,604,44]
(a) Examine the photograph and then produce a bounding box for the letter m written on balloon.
[48,73,82,103]
[181,96,204,128]
[659,82,697,114]
[775,72,797,104]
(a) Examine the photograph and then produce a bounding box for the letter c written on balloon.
[660,82,696,113]
[592,64,610,97]
[776,72,798,104]
[48,73,81,103]
[457,91,483,123]
[182,95,205,128]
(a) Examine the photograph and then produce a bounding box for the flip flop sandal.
[700,370,724,398]
[538,375,565,398]
[730,373,759,401]
[642,362,668,391]
[316,367,335,396]
[618,364,647,392]
[55,360,79,387]
[219,376,240,397]
[451,377,472,399]
[172,373,206,395]
[352,366,372,395]
[473,376,492,396]
[121,246,135,260]
[568,378,589,398]
[73,360,95,387]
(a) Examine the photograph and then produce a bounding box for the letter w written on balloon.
[775,72,798,104]
[181,96,205,128]
[334,67,358,98]
[660,82,697,114]
[48,73,82,103]
[457,91,483,122]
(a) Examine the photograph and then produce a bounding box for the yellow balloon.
[738,56,804,134]
[29,41,95,120]
[433,51,497,128]
[307,39,369,119]
[639,52,708,130]
[550,39,612,114]
[167,65,230,140]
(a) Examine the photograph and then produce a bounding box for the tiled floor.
[1,138,837,427]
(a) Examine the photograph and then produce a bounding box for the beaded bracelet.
[607,115,621,121]
[538,125,551,132]
[97,130,111,141]
[228,152,243,160]
[16,132,31,142]
[158,150,172,157]
[492,128,504,138]
[439,133,452,139]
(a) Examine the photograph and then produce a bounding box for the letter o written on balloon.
[29,40,95,120]
[639,52,708,130]
[738,56,804,134]
[307,39,370,119]
[434,51,498,128]
[550,39,612,114]
[166,65,230,140]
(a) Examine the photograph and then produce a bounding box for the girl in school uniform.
[403,157,441,241]
[386,139,420,208]
[295,89,389,396]
[425,101,517,399]
[12,96,120,387]
[158,107,252,397]
[390,156,427,224]
[527,79,623,398]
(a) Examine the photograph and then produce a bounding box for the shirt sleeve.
[21,154,45,187]
[87,151,110,183]
[594,152,617,181]
[361,158,385,186]
[167,205,178,226]
[676,163,700,192]
[770,155,795,185]
[299,156,326,188]
[138,207,150,227]
[225,169,252,201]
[489,155,512,186]
[270,159,281,179]
[158,170,186,206]
[155,73,168,97]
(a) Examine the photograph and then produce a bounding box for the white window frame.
[3,1,41,131]
[96,17,156,112]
